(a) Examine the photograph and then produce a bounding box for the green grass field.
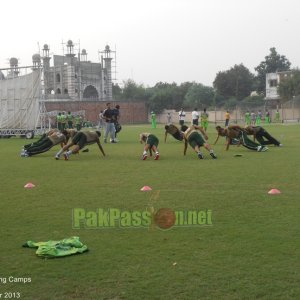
[0,124,299,300]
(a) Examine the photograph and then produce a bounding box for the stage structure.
[0,41,116,138]
[0,60,47,138]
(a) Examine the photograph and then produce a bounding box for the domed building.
[41,41,114,101]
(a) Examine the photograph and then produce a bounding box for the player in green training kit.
[214,125,268,152]
[200,108,209,131]
[55,131,105,160]
[22,129,59,152]
[244,126,282,146]
[21,130,71,157]
[164,124,184,142]
[139,133,160,160]
[67,111,73,129]
[245,111,251,125]
[151,112,157,129]
[182,125,217,159]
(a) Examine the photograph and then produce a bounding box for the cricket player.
[244,126,282,146]
[139,133,159,160]
[23,129,59,150]
[55,131,105,160]
[164,124,184,142]
[22,130,72,157]
[182,125,217,159]
[200,108,209,131]
[214,125,268,152]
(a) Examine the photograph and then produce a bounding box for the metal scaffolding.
[0,64,49,138]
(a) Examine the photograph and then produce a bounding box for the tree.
[240,95,264,110]
[277,69,300,101]
[183,83,215,109]
[176,82,194,109]
[112,83,122,100]
[213,64,255,101]
[255,47,291,95]
[122,79,146,101]
[148,88,174,113]
[146,82,182,113]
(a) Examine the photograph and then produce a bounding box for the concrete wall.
[151,109,228,124]
[154,108,300,124]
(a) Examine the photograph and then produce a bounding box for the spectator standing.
[61,112,67,130]
[225,110,230,127]
[98,110,104,130]
[200,108,209,131]
[245,111,251,126]
[265,110,271,124]
[113,105,121,140]
[256,110,262,125]
[178,108,186,127]
[275,109,280,122]
[191,108,200,126]
[67,111,73,129]
[56,112,62,131]
[103,102,116,143]
[75,115,82,131]
[166,112,172,124]
[250,111,256,125]
[151,111,157,129]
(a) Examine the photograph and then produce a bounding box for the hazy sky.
[1,0,299,87]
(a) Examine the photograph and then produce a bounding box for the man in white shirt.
[191,108,199,126]
[178,108,186,126]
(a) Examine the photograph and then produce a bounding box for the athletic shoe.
[55,155,60,160]
[210,152,217,159]
[197,152,204,159]
[261,147,268,152]
[21,150,29,157]
[21,149,29,157]
[111,140,117,143]
[142,154,147,160]
[257,146,262,152]
[154,153,160,160]
[64,153,69,161]
[278,144,283,147]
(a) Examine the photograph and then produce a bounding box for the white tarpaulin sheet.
[0,71,40,130]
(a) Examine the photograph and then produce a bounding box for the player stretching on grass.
[55,131,105,160]
[181,125,217,159]
[244,126,282,147]
[22,130,71,157]
[139,133,160,160]
[22,128,59,151]
[164,124,184,142]
[214,125,268,152]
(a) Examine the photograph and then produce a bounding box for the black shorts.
[72,132,87,149]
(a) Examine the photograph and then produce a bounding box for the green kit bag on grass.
[23,236,88,258]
